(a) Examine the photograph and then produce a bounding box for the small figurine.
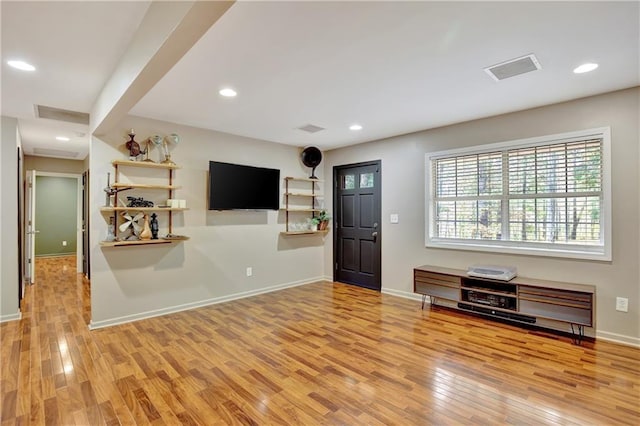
[150,213,159,239]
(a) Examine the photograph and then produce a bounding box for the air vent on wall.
[297,124,325,134]
[35,105,90,125]
[484,54,541,82]
[33,148,79,158]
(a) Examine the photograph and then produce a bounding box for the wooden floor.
[1,257,639,425]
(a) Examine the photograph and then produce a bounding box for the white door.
[25,170,37,284]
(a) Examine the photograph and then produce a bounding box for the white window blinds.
[434,152,503,240]
[506,140,602,244]
[426,128,610,260]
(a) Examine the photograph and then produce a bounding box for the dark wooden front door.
[334,161,381,291]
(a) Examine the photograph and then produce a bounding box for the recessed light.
[349,124,363,131]
[7,60,35,71]
[573,63,598,74]
[219,88,237,97]
[56,136,70,141]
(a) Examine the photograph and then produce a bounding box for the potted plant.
[311,210,331,231]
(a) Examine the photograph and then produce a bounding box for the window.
[426,128,611,260]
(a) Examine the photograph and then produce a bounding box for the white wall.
[323,87,640,345]
[89,115,326,327]
[0,116,21,322]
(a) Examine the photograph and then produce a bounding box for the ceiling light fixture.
[349,124,363,131]
[219,88,237,97]
[7,60,36,71]
[56,136,70,141]
[573,63,598,74]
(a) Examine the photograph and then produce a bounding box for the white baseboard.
[89,276,328,330]
[596,330,640,348]
[0,311,21,323]
[381,287,424,301]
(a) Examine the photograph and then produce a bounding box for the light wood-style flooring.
[1,256,639,425]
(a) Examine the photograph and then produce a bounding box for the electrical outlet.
[246,267,253,277]
[390,213,399,224]
[62,241,67,246]
[615,297,628,312]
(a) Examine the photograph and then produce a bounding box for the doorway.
[82,170,90,279]
[25,172,83,284]
[333,160,381,291]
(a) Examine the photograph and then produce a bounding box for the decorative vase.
[139,214,152,240]
[105,217,116,242]
[318,220,329,231]
[125,129,141,160]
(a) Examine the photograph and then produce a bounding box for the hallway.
[1,256,92,423]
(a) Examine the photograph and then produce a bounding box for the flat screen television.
[208,161,280,210]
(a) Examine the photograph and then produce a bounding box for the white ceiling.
[2,1,639,160]
[1,1,151,159]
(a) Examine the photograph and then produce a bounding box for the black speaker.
[301,146,322,179]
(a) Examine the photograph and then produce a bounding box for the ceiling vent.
[35,105,89,125]
[297,124,325,134]
[33,148,80,158]
[484,54,541,82]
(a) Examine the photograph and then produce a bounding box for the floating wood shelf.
[100,207,189,212]
[100,239,174,247]
[283,177,326,234]
[162,236,190,241]
[102,159,188,246]
[112,183,181,190]
[100,236,190,247]
[280,230,329,236]
[284,192,321,198]
[282,208,323,213]
[112,160,180,169]
[284,176,324,183]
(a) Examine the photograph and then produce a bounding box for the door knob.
[372,231,378,242]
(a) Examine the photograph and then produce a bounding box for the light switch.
[390,214,399,224]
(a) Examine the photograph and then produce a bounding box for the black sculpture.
[126,196,154,208]
[150,213,159,239]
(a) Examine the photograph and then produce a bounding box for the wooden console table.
[414,265,595,344]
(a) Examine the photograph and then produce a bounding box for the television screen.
[208,161,280,210]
